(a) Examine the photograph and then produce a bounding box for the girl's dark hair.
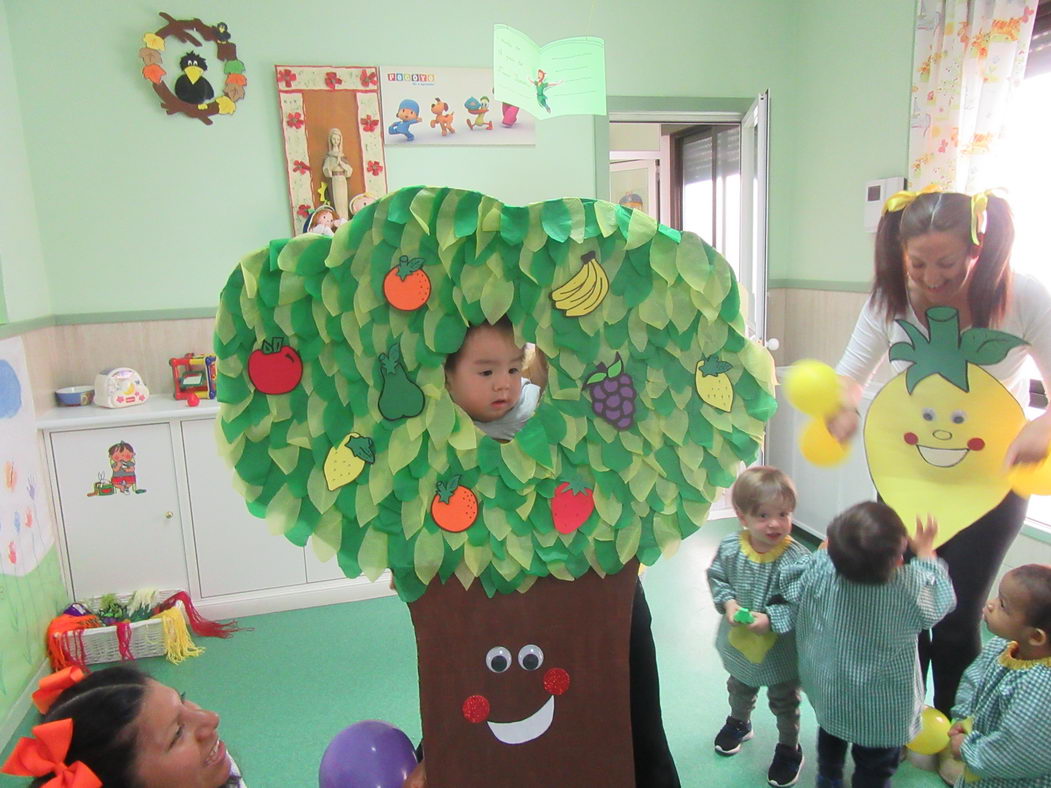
[827,501,907,585]
[1009,563,1051,633]
[443,316,516,373]
[873,191,1014,328]
[34,666,149,788]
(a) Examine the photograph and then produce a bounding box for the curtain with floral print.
[909,0,1038,191]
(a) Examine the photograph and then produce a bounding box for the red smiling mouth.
[903,433,985,468]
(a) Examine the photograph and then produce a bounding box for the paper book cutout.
[493,25,606,118]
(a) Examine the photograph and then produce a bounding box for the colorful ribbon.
[32,666,87,714]
[1,718,102,788]
[883,186,1000,247]
[881,184,939,215]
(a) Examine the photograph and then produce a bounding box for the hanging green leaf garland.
[215,186,777,603]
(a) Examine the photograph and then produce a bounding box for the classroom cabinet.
[49,423,189,600]
[42,401,392,617]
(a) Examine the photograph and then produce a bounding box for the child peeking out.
[707,466,809,788]
[435,317,681,787]
[780,502,956,788]
[948,563,1051,787]
[443,317,545,442]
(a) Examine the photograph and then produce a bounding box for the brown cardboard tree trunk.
[409,563,639,788]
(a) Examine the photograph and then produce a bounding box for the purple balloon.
[319,721,417,788]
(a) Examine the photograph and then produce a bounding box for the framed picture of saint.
[275,65,389,235]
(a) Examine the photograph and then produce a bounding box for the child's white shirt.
[473,378,541,441]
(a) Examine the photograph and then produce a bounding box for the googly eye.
[485,647,512,673]
[922,408,936,421]
[518,644,544,671]
[951,410,966,424]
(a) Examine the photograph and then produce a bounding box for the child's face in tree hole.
[446,326,524,423]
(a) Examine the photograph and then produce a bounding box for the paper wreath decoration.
[214,186,777,603]
[864,306,1035,546]
[139,13,247,125]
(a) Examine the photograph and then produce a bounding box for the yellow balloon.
[799,418,849,466]
[1010,456,1051,497]
[907,706,951,755]
[784,360,841,417]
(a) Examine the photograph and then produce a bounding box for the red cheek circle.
[543,667,570,696]
[904,432,919,445]
[462,694,490,723]
[967,437,985,451]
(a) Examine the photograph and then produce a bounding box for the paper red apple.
[550,482,595,534]
[248,338,303,395]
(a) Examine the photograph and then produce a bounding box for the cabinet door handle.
[164,511,174,519]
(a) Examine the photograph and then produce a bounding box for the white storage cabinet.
[42,399,392,618]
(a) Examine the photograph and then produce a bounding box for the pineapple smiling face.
[864,307,1027,547]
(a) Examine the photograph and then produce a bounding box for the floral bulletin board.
[275,65,388,235]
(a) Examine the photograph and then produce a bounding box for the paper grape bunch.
[585,355,638,430]
[214,186,776,602]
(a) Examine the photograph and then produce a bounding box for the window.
[1000,0,1051,525]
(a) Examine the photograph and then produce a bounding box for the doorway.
[606,95,770,344]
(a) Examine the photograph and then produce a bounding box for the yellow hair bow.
[969,189,1006,246]
[882,184,939,215]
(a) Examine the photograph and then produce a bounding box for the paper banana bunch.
[551,251,610,317]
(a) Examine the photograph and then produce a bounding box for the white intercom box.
[863,177,906,232]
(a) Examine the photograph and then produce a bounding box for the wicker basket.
[52,600,186,666]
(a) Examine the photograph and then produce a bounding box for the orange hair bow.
[1,718,101,788]
[32,666,87,714]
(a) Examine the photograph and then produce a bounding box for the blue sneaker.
[714,716,753,755]
[816,776,844,788]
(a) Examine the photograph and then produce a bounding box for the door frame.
[598,96,770,343]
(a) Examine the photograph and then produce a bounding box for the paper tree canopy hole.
[215,186,777,601]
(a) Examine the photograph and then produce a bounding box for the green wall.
[776,0,916,291]
[0,2,51,323]
[1,0,917,320]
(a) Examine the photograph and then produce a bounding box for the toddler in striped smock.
[947,563,1051,787]
[706,466,810,788]
[779,502,956,788]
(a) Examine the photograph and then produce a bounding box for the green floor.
[2,518,949,787]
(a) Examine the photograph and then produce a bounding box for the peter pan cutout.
[214,186,777,787]
[864,307,1028,546]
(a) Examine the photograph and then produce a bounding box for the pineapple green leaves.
[215,186,776,602]
[890,307,1026,394]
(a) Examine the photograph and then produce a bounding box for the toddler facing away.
[947,563,1051,787]
[779,502,956,788]
[706,466,810,787]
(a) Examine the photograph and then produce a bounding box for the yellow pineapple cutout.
[695,354,735,412]
[864,307,1044,547]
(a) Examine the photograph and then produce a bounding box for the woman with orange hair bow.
[3,666,244,787]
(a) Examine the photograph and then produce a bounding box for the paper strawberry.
[551,481,595,534]
[695,354,734,412]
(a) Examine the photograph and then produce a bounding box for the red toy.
[169,353,217,401]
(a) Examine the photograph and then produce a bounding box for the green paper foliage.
[215,186,776,602]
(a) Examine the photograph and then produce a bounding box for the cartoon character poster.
[275,65,389,235]
[0,337,69,717]
[379,66,535,146]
